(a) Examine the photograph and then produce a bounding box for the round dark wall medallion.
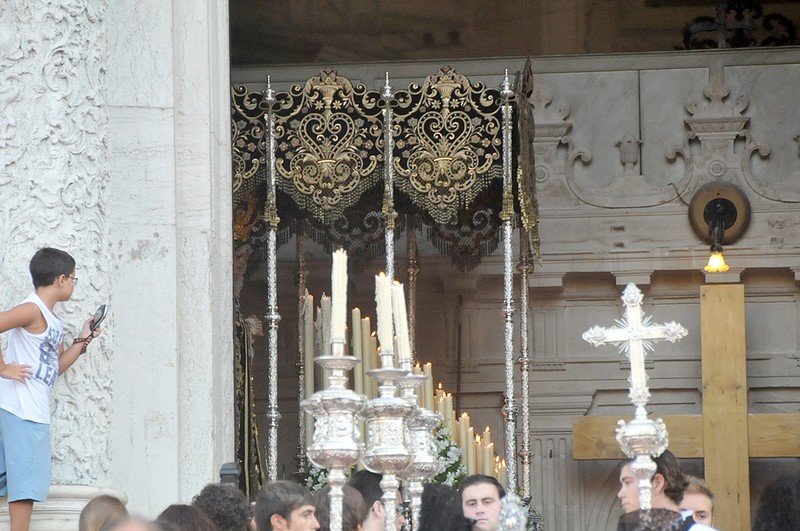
[688,182,751,245]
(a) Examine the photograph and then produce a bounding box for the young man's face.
[462,482,502,531]
[618,464,640,513]
[680,492,713,526]
[284,504,319,531]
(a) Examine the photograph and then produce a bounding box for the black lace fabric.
[617,509,694,531]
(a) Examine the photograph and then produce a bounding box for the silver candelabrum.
[363,344,414,531]
[397,371,442,531]
[302,340,366,531]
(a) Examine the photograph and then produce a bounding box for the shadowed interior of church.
[229,0,800,65]
[229,2,800,530]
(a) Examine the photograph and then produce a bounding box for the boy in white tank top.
[0,248,102,531]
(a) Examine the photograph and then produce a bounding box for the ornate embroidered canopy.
[232,65,539,272]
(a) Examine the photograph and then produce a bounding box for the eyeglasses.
[67,276,78,285]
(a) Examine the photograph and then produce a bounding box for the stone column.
[0,1,124,528]
[1,0,234,525]
[104,0,234,516]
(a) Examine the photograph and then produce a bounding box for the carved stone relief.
[0,0,111,486]
[530,65,800,212]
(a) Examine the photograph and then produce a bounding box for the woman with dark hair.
[157,504,217,531]
[419,483,469,531]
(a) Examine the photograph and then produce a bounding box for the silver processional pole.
[261,76,281,482]
[500,70,518,491]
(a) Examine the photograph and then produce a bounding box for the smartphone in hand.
[90,304,108,332]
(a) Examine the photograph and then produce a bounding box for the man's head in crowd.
[346,470,404,531]
[680,475,715,526]
[254,480,319,531]
[617,450,688,514]
[192,483,251,531]
[460,474,505,531]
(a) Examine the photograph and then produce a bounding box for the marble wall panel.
[107,107,178,226]
[105,1,174,109]
[639,67,708,185]
[745,299,799,356]
[726,63,800,186]
[534,70,640,190]
[109,225,180,513]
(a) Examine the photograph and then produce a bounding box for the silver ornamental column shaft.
[500,70,518,491]
[262,76,281,482]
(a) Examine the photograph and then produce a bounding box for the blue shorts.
[0,408,51,502]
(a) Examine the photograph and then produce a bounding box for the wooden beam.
[749,413,800,457]
[573,413,800,459]
[572,415,703,459]
[701,284,749,530]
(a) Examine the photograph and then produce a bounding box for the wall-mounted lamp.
[688,182,751,273]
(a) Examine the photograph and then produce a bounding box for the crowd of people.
[3,249,799,531]
[76,472,508,531]
[615,448,800,531]
[61,457,800,531]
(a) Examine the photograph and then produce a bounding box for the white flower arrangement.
[303,461,330,493]
[431,425,467,488]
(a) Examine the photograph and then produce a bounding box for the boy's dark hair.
[157,504,217,531]
[192,483,250,531]
[313,485,367,531]
[419,482,469,531]
[30,247,76,288]
[346,470,383,508]
[626,449,688,506]
[459,474,506,499]
[255,480,314,531]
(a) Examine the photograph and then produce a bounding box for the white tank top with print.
[0,292,64,424]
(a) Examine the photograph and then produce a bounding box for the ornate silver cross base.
[616,405,669,511]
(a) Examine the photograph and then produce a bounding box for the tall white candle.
[375,273,394,364]
[466,427,476,475]
[360,317,372,398]
[391,281,412,367]
[352,308,363,395]
[320,294,331,357]
[330,250,347,344]
[444,393,455,435]
[483,443,494,479]
[423,362,434,411]
[303,291,315,442]
[369,333,378,397]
